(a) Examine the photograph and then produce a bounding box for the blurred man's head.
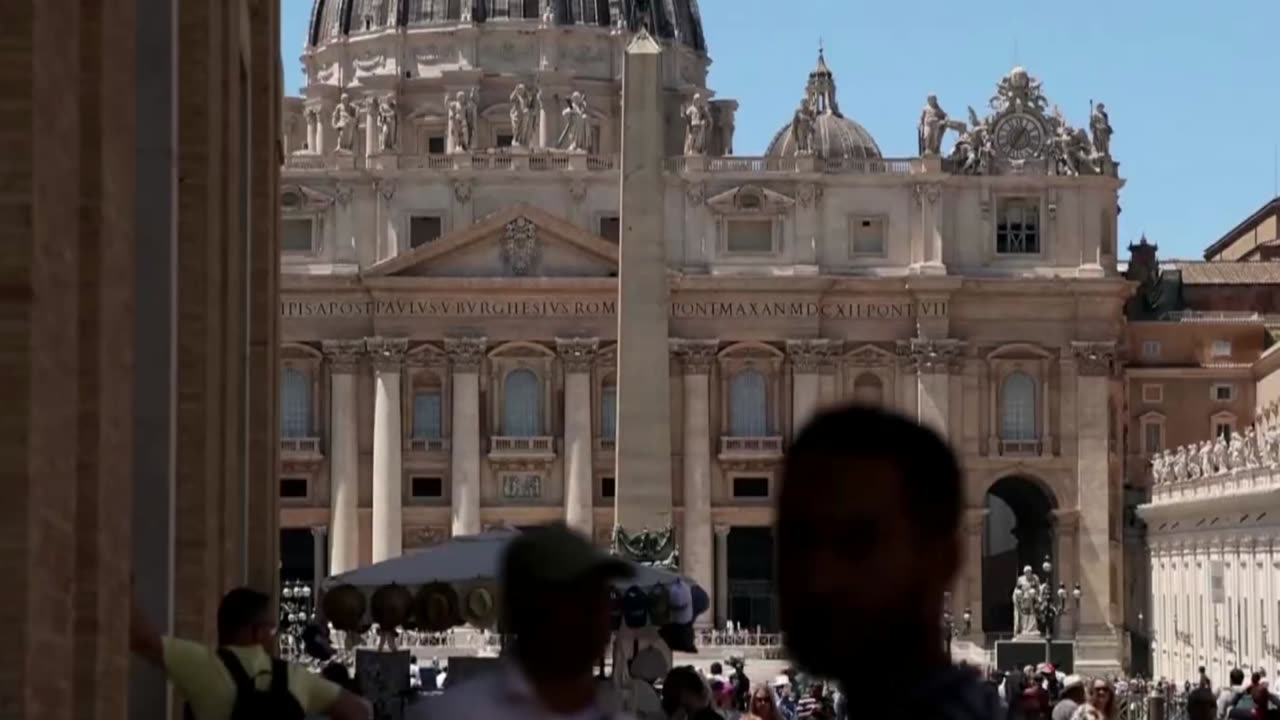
[501,523,632,676]
[1231,668,1245,686]
[777,406,962,678]
[662,666,709,715]
[217,587,276,652]
[1186,686,1218,720]
[1061,675,1085,703]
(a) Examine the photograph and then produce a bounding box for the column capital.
[1067,341,1117,377]
[713,524,731,538]
[786,338,843,374]
[322,339,365,373]
[365,337,408,372]
[444,336,488,372]
[670,338,720,375]
[555,337,600,373]
[896,338,965,374]
[310,525,329,539]
[1051,508,1081,532]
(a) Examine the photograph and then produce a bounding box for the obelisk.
[613,29,674,564]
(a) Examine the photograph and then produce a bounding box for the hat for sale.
[622,585,650,628]
[414,581,461,633]
[647,585,671,626]
[459,579,498,629]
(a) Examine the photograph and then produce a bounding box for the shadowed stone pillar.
[898,338,963,437]
[787,339,841,436]
[714,524,731,628]
[613,30,673,551]
[1070,342,1117,648]
[447,337,487,537]
[672,339,719,626]
[558,337,599,536]
[323,340,362,573]
[368,337,408,562]
[913,183,946,273]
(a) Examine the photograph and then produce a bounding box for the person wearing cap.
[777,406,1003,720]
[420,523,635,720]
[1052,675,1085,720]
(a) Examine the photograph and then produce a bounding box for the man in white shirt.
[418,524,634,720]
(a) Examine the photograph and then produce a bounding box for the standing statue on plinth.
[331,93,360,152]
[508,83,541,148]
[791,96,816,155]
[1089,101,1113,158]
[556,91,590,152]
[376,96,398,152]
[918,95,952,157]
[682,93,711,156]
[446,88,477,153]
[1011,565,1042,636]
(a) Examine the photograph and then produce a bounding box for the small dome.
[309,0,706,53]
[765,49,882,161]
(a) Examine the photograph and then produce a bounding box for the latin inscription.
[280,298,947,320]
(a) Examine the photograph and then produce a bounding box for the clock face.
[994,114,1045,160]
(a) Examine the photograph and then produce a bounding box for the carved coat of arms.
[500,217,540,276]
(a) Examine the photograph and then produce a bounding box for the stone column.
[714,524,731,628]
[322,340,363,573]
[913,183,945,273]
[446,337,487,537]
[786,339,840,436]
[368,337,408,562]
[964,509,988,635]
[1052,509,1081,636]
[1070,342,1117,639]
[672,339,719,626]
[614,32,674,542]
[898,338,963,438]
[364,98,378,158]
[557,338,599,536]
[311,525,328,596]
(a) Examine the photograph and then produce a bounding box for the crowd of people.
[126,406,1280,720]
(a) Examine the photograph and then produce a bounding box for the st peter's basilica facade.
[279,0,1130,671]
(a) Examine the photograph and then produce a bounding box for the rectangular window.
[410,215,443,249]
[1212,383,1234,402]
[726,219,774,254]
[598,215,620,243]
[600,385,617,440]
[279,477,309,499]
[1141,384,1163,403]
[850,216,886,256]
[1143,421,1164,455]
[412,390,443,439]
[410,476,443,499]
[1142,340,1162,359]
[427,135,446,154]
[995,198,1040,254]
[1214,420,1234,441]
[1211,340,1232,357]
[732,476,770,499]
[282,218,315,253]
[600,476,616,499]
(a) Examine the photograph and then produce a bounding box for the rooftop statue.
[508,84,542,149]
[331,93,360,153]
[556,91,590,152]
[446,88,478,153]
[682,93,711,156]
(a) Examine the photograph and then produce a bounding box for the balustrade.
[1149,426,1280,500]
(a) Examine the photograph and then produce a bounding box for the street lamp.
[1034,558,1082,662]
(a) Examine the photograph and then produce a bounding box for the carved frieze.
[377,179,397,202]
[568,180,587,204]
[453,179,472,204]
[322,339,365,373]
[445,336,488,372]
[896,338,965,374]
[500,217,540,276]
[684,181,705,206]
[913,183,942,207]
[365,337,408,371]
[403,524,447,550]
[786,339,842,373]
[335,182,354,206]
[795,183,822,209]
[555,337,600,373]
[1070,341,1117,377]
[670,339,720,375]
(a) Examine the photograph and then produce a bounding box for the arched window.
[280,368,312,438]
[852,373,884,406]
[503,369,542,436]
[1001,372,1037,441]
[729,369,768,437]
[412,377,443,439]
[600,380,617,440]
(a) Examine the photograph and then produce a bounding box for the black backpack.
[216,648,306,720]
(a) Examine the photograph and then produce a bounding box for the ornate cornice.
[670,338,720,375]
[555,337,600,374]
[786,339,843,373]
[365,337,408,372]
[913,182,942,207]
[444,336,488,372]
[1069,341,1117,377]
[322,339,365,373]
[896,338,965,374]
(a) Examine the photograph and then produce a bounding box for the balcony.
[999,439,1043,457]
[280,436,322,458]
[283,151,619,174]
[488,436,556,463]
[666,155,915,175]
[596,437,616,452]
[408,437,449,453]
[718,436,784,462]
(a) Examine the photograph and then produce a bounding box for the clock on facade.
[993,113,1045,160]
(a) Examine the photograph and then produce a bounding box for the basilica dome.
[309,0,706,53]
[765,51,882,161]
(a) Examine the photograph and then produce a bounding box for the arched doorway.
[982,476,1057,633]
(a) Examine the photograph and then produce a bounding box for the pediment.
[706,184,795,215]
[365,204,618,279]
[845,343,895,366]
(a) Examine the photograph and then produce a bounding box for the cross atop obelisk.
[612,29,674,566]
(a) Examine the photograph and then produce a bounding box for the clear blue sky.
[282,0,1280,260]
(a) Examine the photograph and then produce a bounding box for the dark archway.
[726,527,777,632]
[981,476,1057,634]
